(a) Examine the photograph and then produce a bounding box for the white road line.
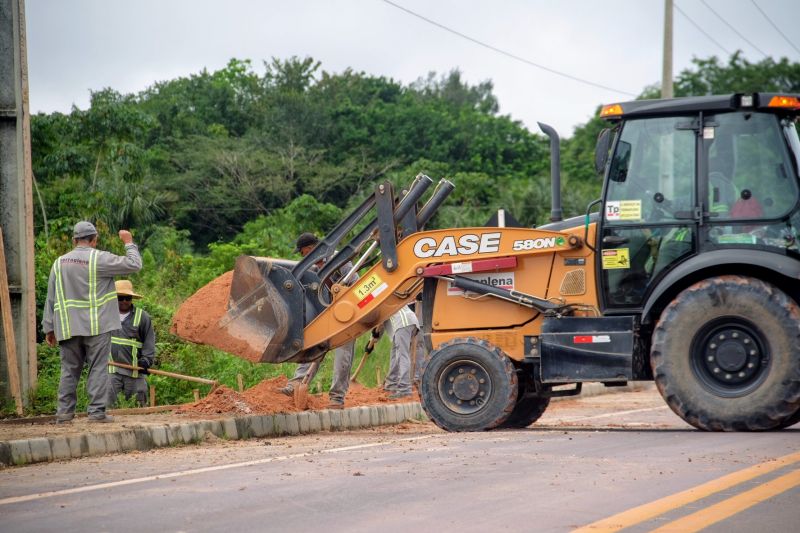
[0,435,437,506]
[552,406,669,423]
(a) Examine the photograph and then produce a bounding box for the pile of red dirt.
[171,271,264,362]
[176,385,253,415]
[177,376,415,416]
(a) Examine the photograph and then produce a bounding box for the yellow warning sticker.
[354,273,384,300]
[602,248,630,269]
[605,200,642,221]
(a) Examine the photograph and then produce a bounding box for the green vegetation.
[16,53,800,415]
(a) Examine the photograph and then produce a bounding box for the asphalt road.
[1,390,797,532]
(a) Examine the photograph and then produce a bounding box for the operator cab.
[595,93,800,313]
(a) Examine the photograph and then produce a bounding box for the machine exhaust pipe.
[538,122,563,223]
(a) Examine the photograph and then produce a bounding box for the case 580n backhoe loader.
[188,93,800,432]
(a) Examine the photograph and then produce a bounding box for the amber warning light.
[767,96,800,109]
[599,104,624,117]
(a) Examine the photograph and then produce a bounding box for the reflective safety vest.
[384,306,420,338]
[109,307,144,378]
[51,249,118,340]
[43,244,142,341]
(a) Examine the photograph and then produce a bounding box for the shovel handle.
[108,362,218,386]
[350,336,377,383]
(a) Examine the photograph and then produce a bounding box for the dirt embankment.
[177,376,413,416]
[171,271,264,362]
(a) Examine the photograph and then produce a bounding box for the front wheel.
[420,338,517,432]
[651,276,800,431]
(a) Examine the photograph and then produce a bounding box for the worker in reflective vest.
[108,280,156,407]
[42,222,142,423]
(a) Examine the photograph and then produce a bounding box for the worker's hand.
[118,230,133,245]
[45,331,57,347]
[371,327,382,339]
[138,359,151,375]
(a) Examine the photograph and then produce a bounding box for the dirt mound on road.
[178,376,413,415]
[171,271,263,362]
[176,385,253,415]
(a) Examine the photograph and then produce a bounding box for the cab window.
[606,117,695,224]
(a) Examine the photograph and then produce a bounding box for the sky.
[25,0,800,136]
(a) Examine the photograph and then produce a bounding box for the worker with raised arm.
[42,222,143,423]
[107,280,155,407]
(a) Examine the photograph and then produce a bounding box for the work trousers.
[57,333,111,417]
[291,340,356,404]
[108,374,148,407]
[413,331,427,384]
[384,325,416,394]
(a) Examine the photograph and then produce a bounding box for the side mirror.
[595,128,612,176]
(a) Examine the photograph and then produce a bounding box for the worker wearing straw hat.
[107,279,156,407]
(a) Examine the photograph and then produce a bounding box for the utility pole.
[0,0,37,407]
[662,0,674,98]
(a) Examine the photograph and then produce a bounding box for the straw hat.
[115,280,142,299]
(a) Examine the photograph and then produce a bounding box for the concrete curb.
[0,402,427,467]
[0,384,651,467]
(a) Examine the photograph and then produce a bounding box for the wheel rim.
[436,358,493,415]
[691,316,771,397]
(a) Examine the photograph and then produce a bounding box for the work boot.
[55,413,74,424]
[388,391,412,400]
[88,414,115,423]
[326,402,344,410]
[278,383,295,397]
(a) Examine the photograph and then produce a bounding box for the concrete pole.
[0,0,37,406]
[662,0,674,99]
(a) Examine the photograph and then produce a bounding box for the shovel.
[293,360,320,410]
[350,329,380,383]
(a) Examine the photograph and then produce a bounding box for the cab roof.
[599,93,800,121]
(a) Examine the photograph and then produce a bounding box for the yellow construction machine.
[180,93,800,431]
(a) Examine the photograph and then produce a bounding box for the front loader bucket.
[218,255,306,364]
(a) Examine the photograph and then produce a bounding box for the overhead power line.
[699,0,767,58]
[674,2,731,55]
[749,0,800,56]
[380,0,636,97]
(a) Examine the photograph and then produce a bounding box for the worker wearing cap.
[107,280,155,407]
[279,232,357,409]
[42,222,142,423]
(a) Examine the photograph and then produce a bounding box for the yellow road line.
[573,450,800,532]
[652,468,800,533]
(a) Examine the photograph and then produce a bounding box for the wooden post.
[237,373,244,392]
[193,389,200,402]
[0,228,23,415]
[149,385,156,407]
[375,366,382,388]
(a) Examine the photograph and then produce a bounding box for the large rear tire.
[775,406,800,429]
[498,378,551,429]
[651,276,800,431]
[420,338,517,432]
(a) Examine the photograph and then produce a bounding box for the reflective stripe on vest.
[89,250,98,335]
[53,250,117,339]
[53,260,71,340]
[110,336,144,377]
[391,308,414,330]
[133,307,143,327]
